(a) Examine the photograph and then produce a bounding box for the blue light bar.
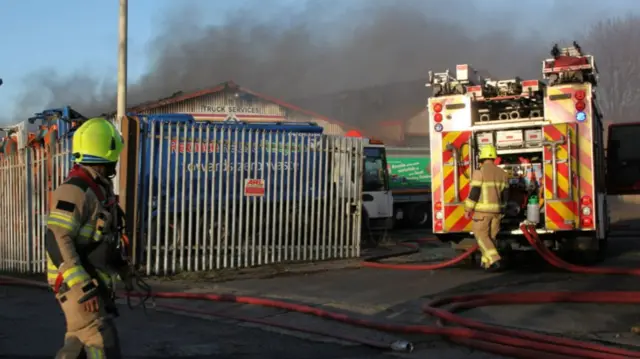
[576,112,587,122]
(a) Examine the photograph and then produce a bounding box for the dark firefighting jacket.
[45,164,126,294]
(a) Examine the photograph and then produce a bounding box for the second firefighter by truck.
[464,145,510,271]
[45,118,130,359]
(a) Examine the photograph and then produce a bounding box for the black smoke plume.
[6,0,639,128]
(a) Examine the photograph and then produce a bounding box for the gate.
[0,138,73,273]
[0,119,364,276]
[136,121,364,275]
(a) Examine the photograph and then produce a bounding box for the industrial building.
[122,81,360,136]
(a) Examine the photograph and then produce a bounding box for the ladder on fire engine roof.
[542,42,599,86]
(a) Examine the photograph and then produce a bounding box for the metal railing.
[141,122,363,274]
[0,140,73,273]
[0,123,364,275]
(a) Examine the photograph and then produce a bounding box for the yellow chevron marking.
[568,126,580,203]
[544,134,568,160]
[430,132,442,202]
[444,165,456,202]
[460,173,469,190]
[444,205,466,231]
[578,135,594,196]
[545,201,575,230]
[442,132,469,204]
[442,132,458,150]
[544,164,553,199]
[557,171,569,193]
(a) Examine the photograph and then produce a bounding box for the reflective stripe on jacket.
[45,165,121,290]
[464,161,510,213]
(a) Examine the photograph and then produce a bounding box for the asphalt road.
[3,197,640,359]
[6,232,640,359]
[0,286,384,359]
[145,228,640,358]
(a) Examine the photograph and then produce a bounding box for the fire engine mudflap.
[427,46,608,266]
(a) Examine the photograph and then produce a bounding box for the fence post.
[24,147,35,272]
[118,116,141,266]
[45,129,57,206]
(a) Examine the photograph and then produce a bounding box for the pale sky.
[1,0,638,118]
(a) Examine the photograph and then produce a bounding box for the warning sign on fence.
[244,178,265,197]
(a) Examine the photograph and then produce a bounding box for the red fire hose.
[362,237,480,270]
[2,224,640,359]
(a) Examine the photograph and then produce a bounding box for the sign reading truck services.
[201,105,265,114]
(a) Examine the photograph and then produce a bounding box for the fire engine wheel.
[560,235,608,266]
[582,238,608,264]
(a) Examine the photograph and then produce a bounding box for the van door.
[362,146,393,222]
[607,123,640,195]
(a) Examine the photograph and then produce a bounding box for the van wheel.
[409,204,431,228]
[361,210,379,248]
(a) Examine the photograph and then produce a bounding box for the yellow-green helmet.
[72,118,124,164]
[478,144,497,160]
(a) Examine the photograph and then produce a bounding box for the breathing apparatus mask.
[104,162,118,179]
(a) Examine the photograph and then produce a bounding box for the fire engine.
[428,43,608,262]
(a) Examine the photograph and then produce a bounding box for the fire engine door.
[441,131,473,232]
[606,123,640,195]
[543,123,578,230]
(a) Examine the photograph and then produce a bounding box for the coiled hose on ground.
[2,224,640,359]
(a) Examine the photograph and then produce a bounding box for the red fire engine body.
[427,43,608,258]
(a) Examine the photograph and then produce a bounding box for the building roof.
[123,81,356,131]
[288,79,430,130]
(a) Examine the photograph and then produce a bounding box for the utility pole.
[116,0,137,263]
[116,0,128,121]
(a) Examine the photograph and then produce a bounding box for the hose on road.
[362,237,480,270]
[2,223,640,358]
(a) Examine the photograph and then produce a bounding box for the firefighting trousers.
[471,212,503,268]
[54,284,122,359]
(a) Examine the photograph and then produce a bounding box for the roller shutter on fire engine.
[244,179,265,197]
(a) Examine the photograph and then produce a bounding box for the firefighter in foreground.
[464,145,510,271]
[45,118,130,358]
